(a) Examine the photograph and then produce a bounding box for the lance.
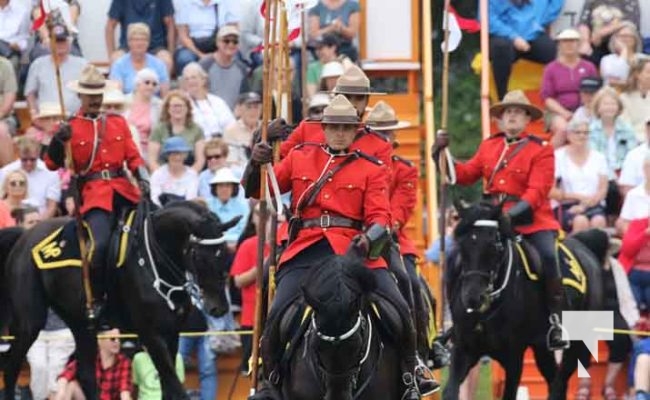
[45,15,94,319]
[300,8,308,118]
[250,0,276,393]
[479,0,490,139]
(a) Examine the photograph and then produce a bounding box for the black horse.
[0,201,238,400]
[443,201,603,400]
[270,254,406,400]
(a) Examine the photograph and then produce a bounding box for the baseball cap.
[579,77,603,93]
[52,24,70,41]
[217,25,240,39]
[237,92,262,105]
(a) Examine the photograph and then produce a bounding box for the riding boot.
[86,263,106,325]
[545,277,570,350]
[400,317,440,398]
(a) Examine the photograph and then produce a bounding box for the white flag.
[441,10,462,53]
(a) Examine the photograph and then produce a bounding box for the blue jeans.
[179,336,217,400]
[629,338,650,387]
[629,269,650,311]
[174,47,199,76]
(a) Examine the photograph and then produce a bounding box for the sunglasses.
[143,80,158,87]
[221,38,239,45]
[206,154,223,160]
[9,180,26,187]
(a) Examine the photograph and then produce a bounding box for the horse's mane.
[301,255,376,316]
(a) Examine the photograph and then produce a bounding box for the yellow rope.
[0,330,255,341]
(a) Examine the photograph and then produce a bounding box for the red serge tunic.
[453,132,560,234]
[44,113,144,215]
[390,155,419,256]
[255,144,391,269]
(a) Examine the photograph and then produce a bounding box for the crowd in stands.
[0,0,649,398]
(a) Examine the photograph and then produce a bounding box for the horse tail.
[0,227,25,332]
[564,230,605,310]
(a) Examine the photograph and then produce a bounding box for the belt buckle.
[320,214,331,228]
[100,169,111,180]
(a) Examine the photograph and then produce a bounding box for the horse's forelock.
[302,256,364,314]
[453,202,499,239]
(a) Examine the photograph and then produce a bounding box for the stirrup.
[546,314,570,350]
[414,364,440,397]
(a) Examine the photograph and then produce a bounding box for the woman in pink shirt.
[124,68,162,161]
[541,29,598,147]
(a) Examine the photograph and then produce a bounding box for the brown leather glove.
[431,130,449,163]
[252,118,293,144]
[251,142,273,165]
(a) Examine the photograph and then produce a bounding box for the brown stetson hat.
[319,95,360,125]
[365,101,411,131]
[489,90,543,121]
[332,64,386,96]
[67,64,117,95]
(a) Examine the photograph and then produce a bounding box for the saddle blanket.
[31,211,136,270]
[516,241,587,294]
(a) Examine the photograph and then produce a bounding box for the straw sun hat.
[365,101,411,131]
[489,90,543,121]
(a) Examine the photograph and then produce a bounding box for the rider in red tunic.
[432,90,568,351]
[244,95,438,399]
[45,65,150,321]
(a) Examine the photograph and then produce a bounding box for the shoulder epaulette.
[392,155,414,167]
[354,149,383,166]
[362,125,389,142]
[527,134,546,145]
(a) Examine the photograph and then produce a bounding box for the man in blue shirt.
[488,0,563,99]
[105,0,175,75]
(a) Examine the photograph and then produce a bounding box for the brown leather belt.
[80,168,126,183]
[301,214,363,230]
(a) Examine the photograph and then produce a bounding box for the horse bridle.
[311,312,363,343]
[460,219,514,313]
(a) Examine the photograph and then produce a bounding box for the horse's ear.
[344,256,377,294]
[218,215,243,232]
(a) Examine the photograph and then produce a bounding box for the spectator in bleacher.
[588,87,637,215]
[105,0,174,75]
[306,92,331,120]
[223,92,261,170]
[1,169,30,213]
[306,34,340,95]
[174,0,239,76]
[600,21,644,87]
[197,138,227,199]
[578,0,641,65]
[250,57,302,121]
[54,327,132,400]
[0,197,13,227]
[618,152,650,234]
[24,102,59,153]
[541,28,598,148]
[488,0,562,100]
[620,119,650,195]
[178,307,216,400]
[574,230,637,400]
[550,118,608,233]
[0,55,17,167]
[619,213,650,312]
[124,68,163,159]
[181,62,235,140]
[573,76,603,123]
[11,204,40,228]
[30,0,82,61]
[26,309,75,400]
[207,167,249,253]
[150,136,198,207]
[630,339,650,400]
[0,136,61,218]
[318,61,344,93]
[0,0,30,74]
[109,23,170,96]
[132,347,184,400]
[308,0,360,62]
[199,25,249,110]
[24,23,87,117]
[148,90,205,172]
[621,57,650,143]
